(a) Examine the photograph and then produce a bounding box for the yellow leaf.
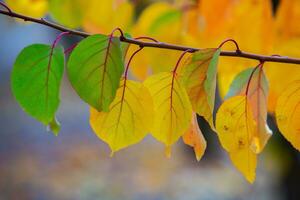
[266,62,300,112]
[183,113,206,161]
[276,80,300,151]
[266,0,300,112]
[216,96,257,183]
[276,0,300,39]
[181,48,220,129]
[130,2,182,79]
[144,72,192,156]
[127,46,151,81]
[207,0,275,98]
[229,148,256,183]
[82,0,133,33]
[197,0,235,42]
[90,80,153,154]
[226,67,272,153]
[6,0,48,18]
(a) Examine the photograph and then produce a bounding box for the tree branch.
[1,9,300,65]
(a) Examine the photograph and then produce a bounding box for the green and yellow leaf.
[49,0,85,28]
[181,48,220,129]
[226,67,272,153]
[90,80,153,153]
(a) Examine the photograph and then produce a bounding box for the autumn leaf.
[90,80,153,153]
[133,2,181,41]
[265,0,300,112]
[276,80,300,151]
[82,0,133,34]
[226,67,272,153]
[5,0,48,18]
[144,72,192,157]
[67,34,124,112]
[193,0,275,98]
[183,113,206,161]
[181,48,220,129]
[276,0,300,39]
[130,2,182,80]
[49,0,85,28]
[11,44,64,133]
[216,95,257,183]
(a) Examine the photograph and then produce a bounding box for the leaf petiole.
[218,38,241,53]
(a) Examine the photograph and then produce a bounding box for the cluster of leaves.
[5,0,300,183]
[6,0,300,108]
[11,31,300,183]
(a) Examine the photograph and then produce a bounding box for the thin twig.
[173,49,193,73]
[0,2,12,13]
[1,9,300,65]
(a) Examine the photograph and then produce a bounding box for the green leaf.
[67,34,124,112]
[149,9,181,34]
[225,68,253,99]
[11,44,64,128]
[204,49,221,111]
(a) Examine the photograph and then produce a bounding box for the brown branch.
[1,9,300,65]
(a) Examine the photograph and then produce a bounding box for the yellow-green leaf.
[49,0,85,28]
[144,72,192,156]
[90,80,153,154]
[181,48,220,129]
[216,95,257,183]
[276,80,300,151]
[182,113,206,161]
[6,0,48,18]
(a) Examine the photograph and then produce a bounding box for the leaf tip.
[47,117,61,136]
[195,152,202,162]
[246,174,256,184]
[165,146,172,158]
[110,151,115,157]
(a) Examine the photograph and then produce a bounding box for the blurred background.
[1,0,300,199]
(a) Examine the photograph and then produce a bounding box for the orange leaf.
[183,113,206,161]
